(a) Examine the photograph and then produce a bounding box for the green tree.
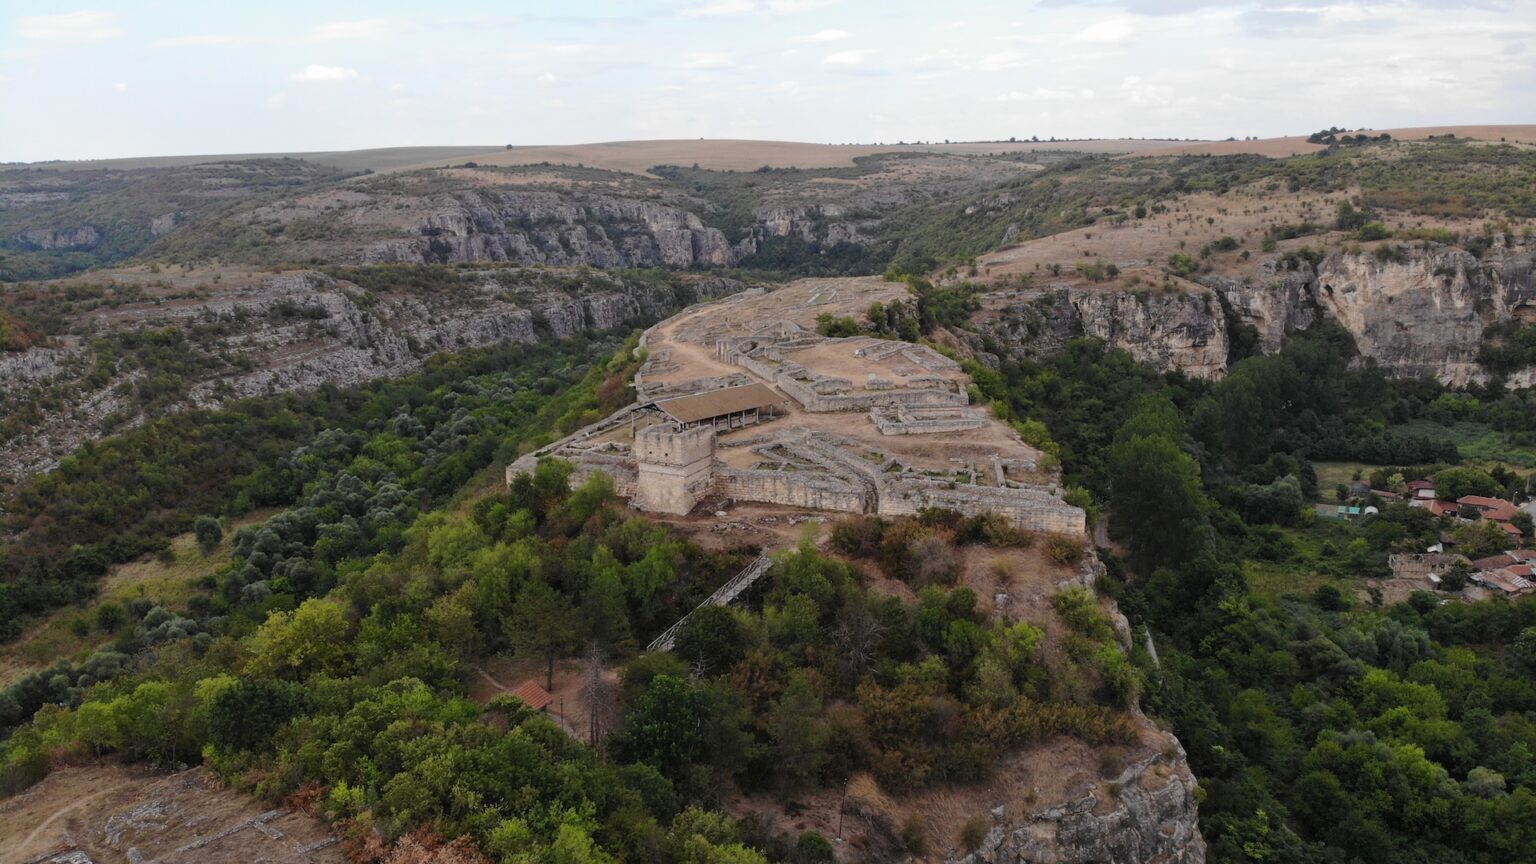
[193,515,223,551]
[1109,397,1210,571]
[245,598,352,679]
[509,577,583,689]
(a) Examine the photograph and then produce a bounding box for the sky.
[1,0,1532,162]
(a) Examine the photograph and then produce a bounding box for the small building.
[1474,568,1536,596]
[652,382,787,431]
[1407,479,1437,500]
[1457,495,1521,523]
[1389,552,1468,581]
[1473,553,1520,571]
[509,679,554,712]
[1421,500,1460,518]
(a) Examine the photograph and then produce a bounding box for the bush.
[194,515,223,551]
[900,815,928,855]
[794,831,836,864]
[1052,587,1115,641]
[1044,533,1084,566]
[961,814,991,852]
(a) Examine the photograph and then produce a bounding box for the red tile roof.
[1473,554,1518,571]
[1457,496,1520,521]
[1425,500,1459,517]
[509,679,553,711]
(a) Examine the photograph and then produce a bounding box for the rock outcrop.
[0,268,747,483]
[10,225,100,249]
[984,239,1536,385]
[983,287,1230,379]
[953,742,1205,864]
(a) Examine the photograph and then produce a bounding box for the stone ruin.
[510,298,1085,536]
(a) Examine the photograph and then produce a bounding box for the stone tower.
[634,424,716,515]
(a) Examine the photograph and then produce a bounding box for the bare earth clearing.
[0,763,342,864]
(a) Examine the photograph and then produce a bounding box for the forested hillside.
[971,325,1536,862]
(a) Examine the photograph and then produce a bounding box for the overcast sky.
[1,0,1532,162]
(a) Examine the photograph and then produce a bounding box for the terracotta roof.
[1473,554,1518,571]
[1457,496,1520,521]
[655,382,785,424]
[1425,500,1459,517]
[509,679,553,711]
[1511,564,1534,578]
[1408,480,1436,490]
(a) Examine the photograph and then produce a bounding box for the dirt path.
[7,778,128,864]
[476,664,512,694]
[647,305,751,384]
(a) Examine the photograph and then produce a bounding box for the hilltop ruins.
[510,278,1085,535]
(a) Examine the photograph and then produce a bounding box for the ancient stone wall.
[869,407,987,436]
[715,468,868,513]
[774,374,970,413]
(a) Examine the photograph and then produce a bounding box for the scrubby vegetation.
[970,319,1536,862]
[0,346,1140,862]
[0,332,644,641]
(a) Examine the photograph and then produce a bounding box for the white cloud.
[17,10,119,42]
[682,0,754,17]
[536,71,558,85]
[308,19,402,42]
[1120,75,1174,105]
[152,34,238,48]
[289,64,360,83]
[791,29,848,44]
[679,0,834,16]
[976,51,1026,71]
[265,92,288,110]
[992,87,1094,102]
[112,81,127,92]
[685,52,735,69]
[822,49,873,67]
[1076,18,1136,43]
[767,0,839,12]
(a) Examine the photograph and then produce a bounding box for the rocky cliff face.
[983,287,1230,379]
[953,741,1205,864]
[983,239,1536,385]
[10,226,100,250]
[350,190,735,269]
[0,268,747,483]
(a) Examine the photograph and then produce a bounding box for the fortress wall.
[777,374,970,412]
[716,468,867,513]
[870,413,987,435]
[573,459,638,498]
[879,481,1087,535]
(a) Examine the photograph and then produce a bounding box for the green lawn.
[1313,461,1380,501]
[1392,419,1536,468]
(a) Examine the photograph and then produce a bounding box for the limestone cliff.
[983,239,1536,386]
[0,268,747,483]
[983,287,1230,379]
[352,190,735,269]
